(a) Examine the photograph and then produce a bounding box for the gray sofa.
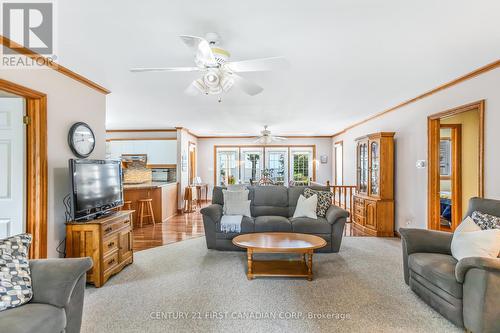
[400,197,500,333]
[201,185,349,253]
[0,257,93,333]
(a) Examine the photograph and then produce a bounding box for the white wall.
[197,137,333,198]
[332,67,500,231]
[0,68,107,257]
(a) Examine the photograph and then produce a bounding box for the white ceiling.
[57,0,500,136]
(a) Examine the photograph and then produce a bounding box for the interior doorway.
[428,100,484,232]
[0,92,26,238]
[188,142,196,184]
[0,79,47,258]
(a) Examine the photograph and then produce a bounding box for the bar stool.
[138,199,155,227]
[122,201,132,210]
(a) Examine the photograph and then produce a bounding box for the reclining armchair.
[0,257,93,333]
[400,197,500,333]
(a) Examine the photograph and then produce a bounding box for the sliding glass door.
[265,148,288,185]
[214,145,315,185]
[240,147,264,184]
[215,147,239,185]
[290,147,313,185]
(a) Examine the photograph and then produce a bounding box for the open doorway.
[188,142,196,185]
[428,101,484,232]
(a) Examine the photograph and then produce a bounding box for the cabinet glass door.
[370,140,380,196]
[359,142,368,193]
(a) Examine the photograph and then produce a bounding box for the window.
[334,141,343,185]
[214,145,315,185]
[216,148,239,185]
[290,148,313,185]
[241,148,263,184]
[265,148,288,185]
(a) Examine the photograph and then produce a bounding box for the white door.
[0,97,25,238]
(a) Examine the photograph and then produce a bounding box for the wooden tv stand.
[66,210,134,287]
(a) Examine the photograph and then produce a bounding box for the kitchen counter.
[123,182,178,224]
[123,181,178,190]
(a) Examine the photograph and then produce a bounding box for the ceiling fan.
[130,33,288,99]
[253,125,286,144]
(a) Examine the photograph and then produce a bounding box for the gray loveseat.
[201,185,349,253]
[0,257,93,333]
[400,197,500,333]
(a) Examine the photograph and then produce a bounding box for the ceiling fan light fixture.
[220,75,234,92]
[203,71,220,87]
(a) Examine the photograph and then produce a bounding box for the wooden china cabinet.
[352,132,395,236]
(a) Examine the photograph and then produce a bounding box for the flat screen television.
[69,159,123,220]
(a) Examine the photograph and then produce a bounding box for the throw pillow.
[224,200,252,217]
[303,188,332,217]
[222,189,249,214]
[293,194,318,219]
[471,210,500,230]
[451,217,500,261]
[0,234,33,312]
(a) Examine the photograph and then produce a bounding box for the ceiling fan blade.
[130,67,199,73]
[232,74,263,96]
[272,136,287,141]
[184,80,204,96]
[226,56,289,73]
[179,35,218,67]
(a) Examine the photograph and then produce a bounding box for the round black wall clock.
[68,122,96,158]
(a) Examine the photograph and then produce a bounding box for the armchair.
[400,197,500,333]
[0,257,93,333]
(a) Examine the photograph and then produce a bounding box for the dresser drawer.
[103,234,119,256]
[354,205,365,217]
[102,251,119,273]
[354,214,365,225]
[354,197,365,206]
[102,217,131,236]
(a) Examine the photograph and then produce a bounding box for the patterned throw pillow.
[304,188,332,217]
[471,211,500,230]
[0,234,33,311]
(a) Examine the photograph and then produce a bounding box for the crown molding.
[331,59,500,138]
[0,35,110,95]
[106,128,176,133]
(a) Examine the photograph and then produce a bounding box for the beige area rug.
[82,237,461,333]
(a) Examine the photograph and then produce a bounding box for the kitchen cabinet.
[107,140,177,165]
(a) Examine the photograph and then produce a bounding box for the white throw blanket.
[220,215,243,233]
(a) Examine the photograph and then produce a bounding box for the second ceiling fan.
[130,33,288,99]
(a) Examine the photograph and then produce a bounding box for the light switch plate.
[416,160,426,168]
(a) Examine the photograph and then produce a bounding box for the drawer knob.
[108,242,115,248]
[105,227,112,233]
[108,259,115,265]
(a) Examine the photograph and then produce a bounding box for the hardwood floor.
[132,202,368,252]
[132,203,206,252]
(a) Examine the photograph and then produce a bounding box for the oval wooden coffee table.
[232,233,326,281]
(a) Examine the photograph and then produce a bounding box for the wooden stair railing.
[325,181,357,235]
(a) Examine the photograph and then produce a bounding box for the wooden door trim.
[0,79,47,258]
[427,100,484,231]
[334,140,344,185]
